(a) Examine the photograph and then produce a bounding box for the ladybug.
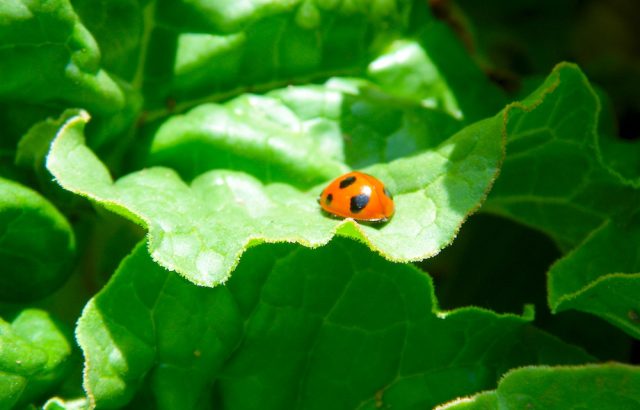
[318,171,394,222]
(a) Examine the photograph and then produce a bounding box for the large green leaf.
[483,63,640,338]
[0,309,73,409]
[46,80,502,286]
[77,239,592,409]
[0,178,76,302]
[437,363,640,410]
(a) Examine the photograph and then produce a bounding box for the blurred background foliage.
[424,0,640,365]
[438,0,640,140]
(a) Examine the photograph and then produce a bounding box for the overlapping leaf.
[47,76,503,286]
[0,309,73,409]
[69,0,145,82]
[548,218,640,338]
[77,239,592,409]
[482,63,640,338]
[437,363,640,410]
[0,178,75,302]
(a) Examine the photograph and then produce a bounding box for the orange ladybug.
[318,171,394,222]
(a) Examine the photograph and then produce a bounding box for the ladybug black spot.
[325,193,333,205]
[350,194,369,213]
[339,176,357,189]
[383,186,393,199]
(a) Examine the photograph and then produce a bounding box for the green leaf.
[548,217,640,339]
[436,363,640,410]
[77,239,592,409]
[69,0,144,82]
[148,78,463,186]
[482,63,640,338]
[411,20,508,123]
[594,89,640,189]
[423,213,633,362]
[143,0,415,108]
[46,81,502,286]
[0,0,140,157]
[0,309,73,409]
[76,241,245,409]
[0,177,76,303]
[0,0,125,114]
[146,82,350,187]
[485,62,640,247]
[15,110,85,204]
[0,103,61,155]
[366,38,463,119]
[484,63,610,248]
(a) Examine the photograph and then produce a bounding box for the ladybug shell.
[318,171,394,222]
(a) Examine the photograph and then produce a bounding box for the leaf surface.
[77,239,592,409]
[0,0,124,114]
[144,0,415,108]
[0,178,75,302]
[548,218,640,338]
[0,309,73,409]
[148,78,463,185]
[483,63,640,337]
[437,363,640,410]
[69,0,144,81]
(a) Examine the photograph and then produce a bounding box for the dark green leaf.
[77,239,592,409]
[0,178,75,302]
[483,63,640,337]
[69,0,145,82]
[412,21,508,123]
[437,363,640,410]
[423,213,633,361]
[548,217,640,339]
